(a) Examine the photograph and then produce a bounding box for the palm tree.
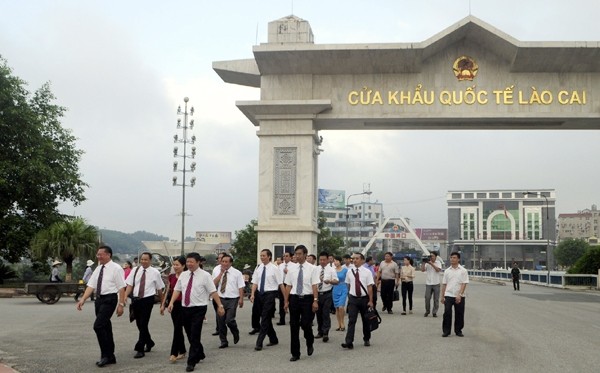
[31,217,99,281]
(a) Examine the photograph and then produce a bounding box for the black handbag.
[365,307,382,331]
[356,272,381,332]
[393,289,400,302]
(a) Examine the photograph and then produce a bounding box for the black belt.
[318,290,332,294]
[349,294,368,299]
[96,293,117,299]
[291,294,313,299]
[258,290,278,295]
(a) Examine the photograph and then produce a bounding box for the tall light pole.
[173,97,196,256]
[345,191,372,251]
[524,191,550,284]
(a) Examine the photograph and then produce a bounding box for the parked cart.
[25,282,85,304]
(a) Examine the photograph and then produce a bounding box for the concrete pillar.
[255,119,320,260]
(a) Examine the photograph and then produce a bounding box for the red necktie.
[184,272,194,306]
[354,269,362,297]
[138,269,146,298]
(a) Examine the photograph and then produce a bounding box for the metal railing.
[467,269,599,290]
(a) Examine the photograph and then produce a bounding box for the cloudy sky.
[1,0,599,241]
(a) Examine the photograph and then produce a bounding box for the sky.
[1,0,599,241]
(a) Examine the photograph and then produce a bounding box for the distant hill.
[99,229,170,254]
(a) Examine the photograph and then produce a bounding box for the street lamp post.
[524,191,550,285]
[345,191,372,250]
[173,97,197,256]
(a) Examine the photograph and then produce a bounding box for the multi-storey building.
[557,204,600,243]
[447,189,556,270]
[320,201,384,252]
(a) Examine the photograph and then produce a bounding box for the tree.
[568,246,600,274]
[230,219,258,272]
[317,211,345,257]
[554,238,589,268]
[0,58,87,262]
[31,217,98,281]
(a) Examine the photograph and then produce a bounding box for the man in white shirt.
[441,252,469,338]
[315,251,338,342]
[250,249,284,351]
[124,252,165,358]
[168,252,225,372]
[342,253,375,349]
[277,251,298,326]
[284,245,320,361]
[421,251,444,317]
[76,246,126,368]
[212,253,245,348]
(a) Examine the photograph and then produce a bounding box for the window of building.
[477,193,487,198]
[489,192,499,198]
[273,244,295,259]
[452,193,462,199]
[502,192,512,198]
[464,193,474,199]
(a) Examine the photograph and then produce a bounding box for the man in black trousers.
[284,245,320,361]
[76,245,127,367]
[250,249,283,351]
[342,253,375,349]
[124,251,165,358]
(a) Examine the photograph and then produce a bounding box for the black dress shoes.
[290,356,300,362]
[134,351,145,359]
[341,343,354,349]
[233,332,240,344]
[314,334,323,339]
[276,321,286,325]
[219,343,229,349]
[96,356,116,367]
[249,329,259,335]
[144,342,155,352]
[186,364,195,372]
[456,332,464,337]
[266,341,278,346]
[211,331,219,336]
[364,340,371,347]
[323,335,329,342]
[254,346,263,351]
[307,344,314,356]
[442,333,450,337]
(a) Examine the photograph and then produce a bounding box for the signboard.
[414,228,447,241]
[195,231,232,244]
[318,189,345,209]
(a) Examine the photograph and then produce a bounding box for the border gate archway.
[214,15,600,258]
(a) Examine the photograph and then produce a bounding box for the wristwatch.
[119,303,126,307]
[313,298,318,301]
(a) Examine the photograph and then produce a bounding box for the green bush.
[567,246,600,274]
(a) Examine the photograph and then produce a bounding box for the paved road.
[0,275,599,373]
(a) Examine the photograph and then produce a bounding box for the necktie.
[138,269,146,298]
[318,267,325,291]
[184,272,193,306]
[297,264,304,294]
[96,265,105,295]
[283,263,288,282]
[220,271,228,293]
[259,266,266,294]
[354,269,362,297]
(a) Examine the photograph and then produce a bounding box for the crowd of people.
[75,245,470,371]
